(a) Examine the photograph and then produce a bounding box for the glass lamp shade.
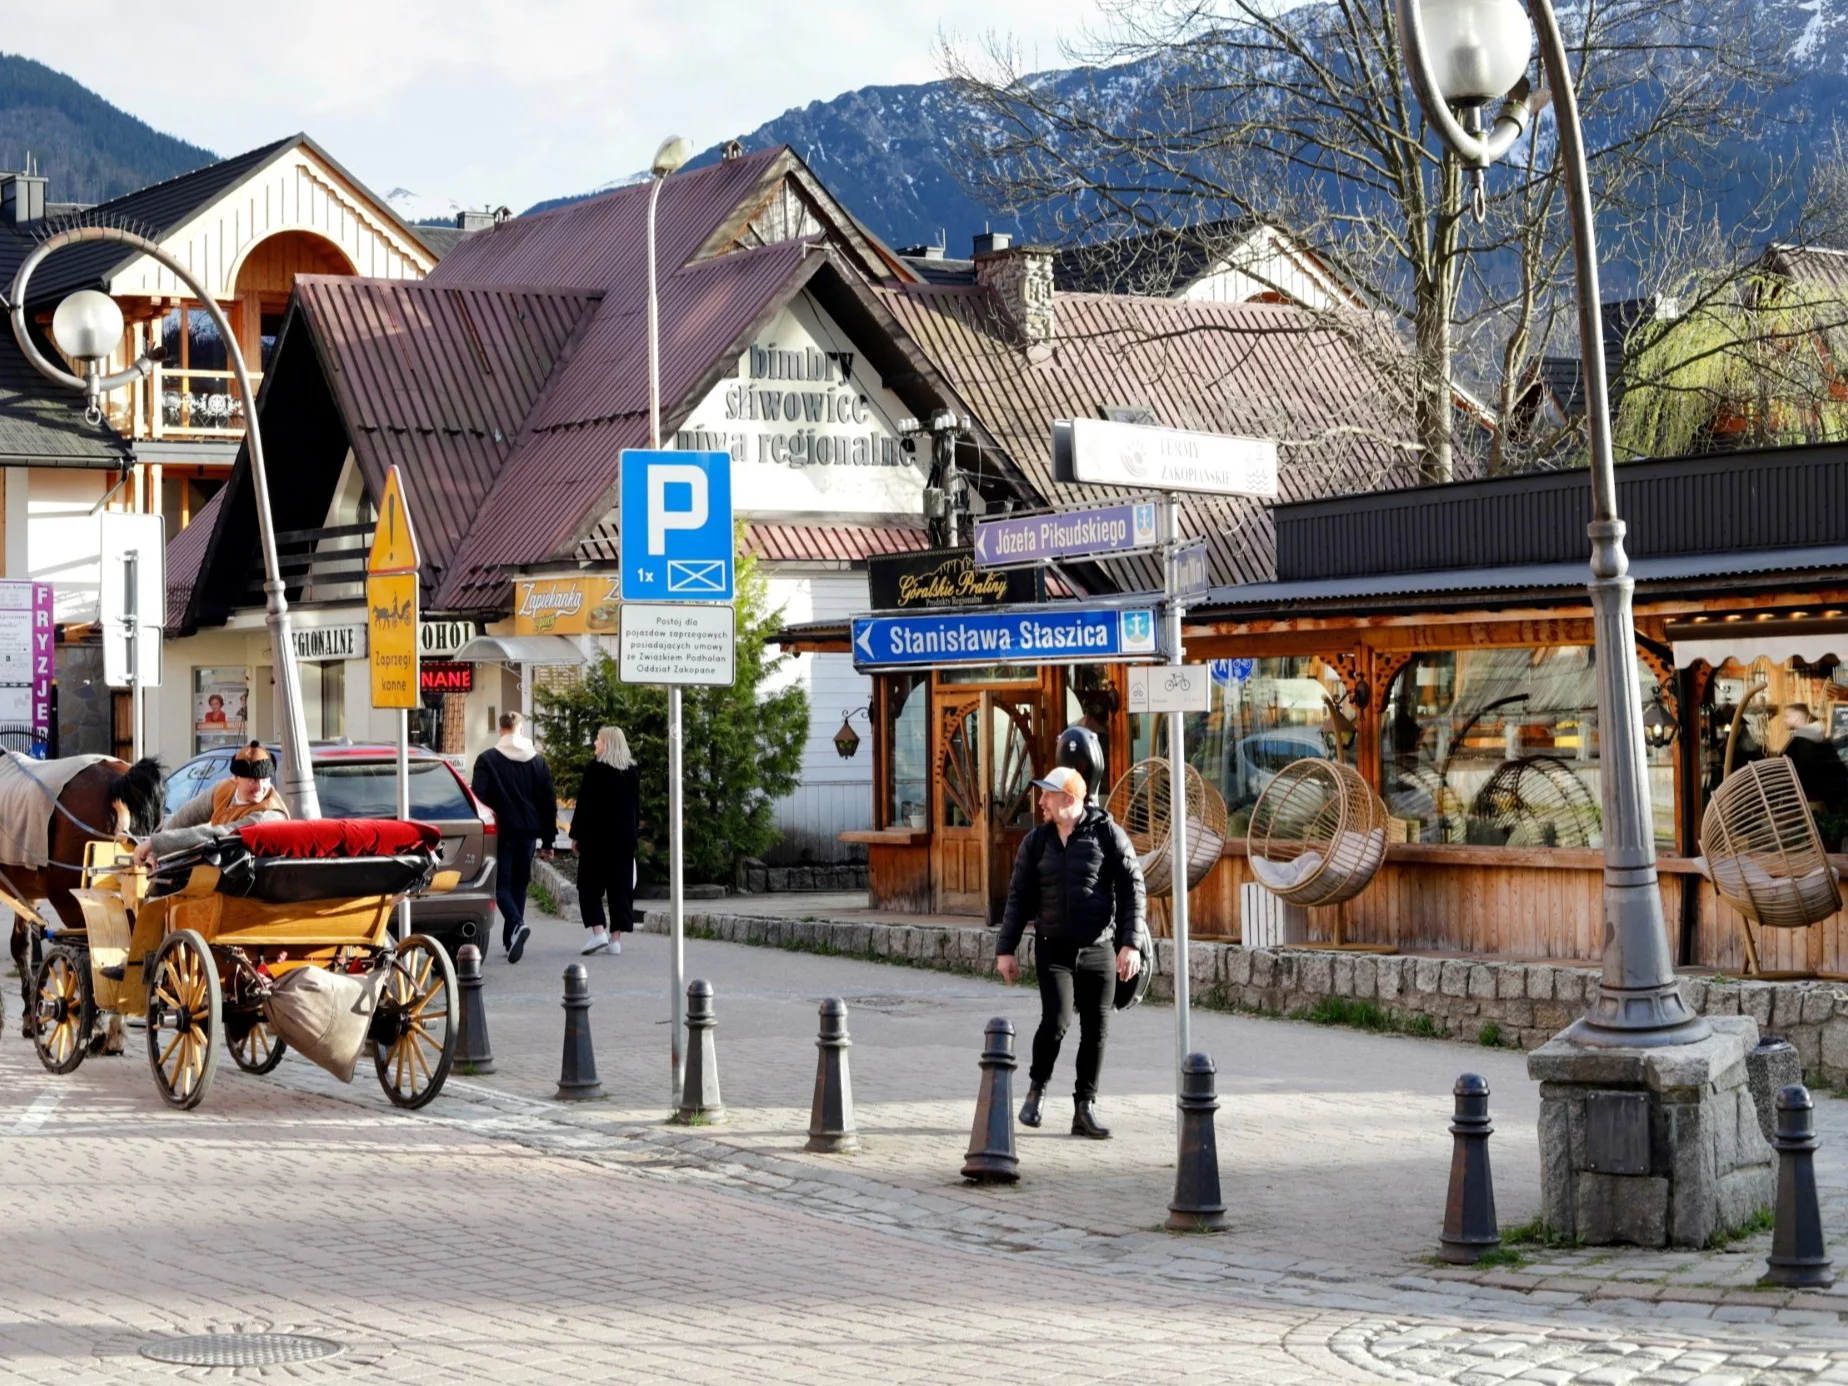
[651,135,694,179]
[1642,697,1678,750]
[833,715,862,759]
[50,290,126,363]
[1418,0,1533,104]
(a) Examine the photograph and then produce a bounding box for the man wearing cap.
[995,763,1146,1139]
[134,741,290,864]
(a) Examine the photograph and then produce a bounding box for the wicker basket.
[1700,756,1842,930]
[1104,759,1228,899]
[1247,759,1389,908]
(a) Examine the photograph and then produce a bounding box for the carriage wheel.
[228,1016,288,1075]
[31,945,93,1075]
[145,930,222,1110]
[373,934,457,1109]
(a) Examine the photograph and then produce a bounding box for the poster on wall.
[194,667,249,753]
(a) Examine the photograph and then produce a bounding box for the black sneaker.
[507,923,531,965]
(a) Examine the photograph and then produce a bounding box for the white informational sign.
[419,619,480,657]
[1056,417,1278,498]
[618,604,737,687]
[104,623,162,687]
[98,513,166,627]
[1127,664,1213,714]
[291,624,368,661]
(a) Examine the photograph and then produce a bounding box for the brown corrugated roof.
[880,285,1419,588]
[165,488,224,628]
[744,523,930,563]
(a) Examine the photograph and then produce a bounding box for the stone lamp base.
[1528,1016,1774,1248]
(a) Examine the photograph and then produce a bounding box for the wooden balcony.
[116,365,264,441]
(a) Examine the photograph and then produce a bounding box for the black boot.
[1071,1098,1111,1140]
[1019,1083,1044,1128]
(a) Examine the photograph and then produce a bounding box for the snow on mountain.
[386,186,465,225]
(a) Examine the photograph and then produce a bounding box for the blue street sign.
[1174,540,1211,597]
[851,607,1161,669]
[973,501,1159,568]
[1210,657,1255,686]
[620,450,734,602]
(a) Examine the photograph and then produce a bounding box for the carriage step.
[98,964,126,980]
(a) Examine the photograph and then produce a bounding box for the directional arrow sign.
[973,500,1160,569]
[850,606,1160,669]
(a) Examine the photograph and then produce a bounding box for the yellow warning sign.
[368,572,419,709]
[367,466,421,575]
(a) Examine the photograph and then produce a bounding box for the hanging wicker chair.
[1466,756,1601,849]
[1104,759,1229,898]
[1700,756,1842,933]
[1247,759,1389,908]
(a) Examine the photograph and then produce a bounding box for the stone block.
[1821,1018,1848,1072]
[869,925,894,957]
[1440,960,1470,997]
[1716,1166,1774,1239]
[1707,985,1741,1016]
[1682,979,1709,1014]
[1249,949,1277,987]
[1576,1171,1668,1247]
[1790,1023,1822,1073]
[1538,1090,1575,1233]
[1802,990,1836,1025]
[767,868,789,891]
[1498,966,1527,1000]
[1331,955,1355,996]
[1189,944,1221,991]
[1413,957,1442,994]
[1227,948,1253,987]
[1301,952,1334,995]
[1375,954,1404,999]
[1740,982,1775,1029]
[1468,964,1497,1001]
[1772,985,1807,1031]
[1156,939,1178,982]
[1353,955,1378,999]
[1526,967,1556,1002]
[1500,999,1535,1029]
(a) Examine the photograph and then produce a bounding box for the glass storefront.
[1698,654,1848,851]
[883,671,929,828]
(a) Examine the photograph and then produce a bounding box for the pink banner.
[31,583,52,756]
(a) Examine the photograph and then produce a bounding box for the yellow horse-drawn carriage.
[26,818,460,1111]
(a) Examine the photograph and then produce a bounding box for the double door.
[931,688,1047,921]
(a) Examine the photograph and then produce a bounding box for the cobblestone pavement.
[9,915,1848,1382]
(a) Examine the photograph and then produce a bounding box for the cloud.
[8,0,1083,211]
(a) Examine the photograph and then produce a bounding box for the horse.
[6,756,164,1037]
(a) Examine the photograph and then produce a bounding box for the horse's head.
[109,757,165,836]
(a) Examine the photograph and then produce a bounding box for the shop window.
[1063,665,1117,783]
[883,672,929,828]
[1130,656,1342,834]
[1378,647,1673,849]
[192,667,249,754]
[1699,656,1848,851]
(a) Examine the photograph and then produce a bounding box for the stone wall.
[637,907,1848,1087]
[736,861,870,894]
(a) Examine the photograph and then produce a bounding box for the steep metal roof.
[0,315,130,465]
[164,487,224,628]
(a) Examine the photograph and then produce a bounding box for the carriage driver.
[132,741,290,866]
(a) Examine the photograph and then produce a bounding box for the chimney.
[1,168,47,226]
[971,230,1011,257]
[456,207,498,233]
[975,243,1056,347]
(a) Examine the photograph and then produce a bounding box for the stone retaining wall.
[637,908,1848,1087]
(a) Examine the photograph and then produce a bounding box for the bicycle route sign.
[1127,664,1212,714]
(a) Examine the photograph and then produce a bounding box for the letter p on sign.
[647,464,708,555]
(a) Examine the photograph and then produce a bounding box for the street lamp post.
[7,227,320,818]
[647,134,694,1102]
[1394,0,1701,1045]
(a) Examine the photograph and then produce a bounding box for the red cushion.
[235,819,441,859]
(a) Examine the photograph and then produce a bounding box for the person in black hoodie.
[470,711,558,964]
[995,765,1146,1140]
[570,724,642,956]
[1783,703,1848,814]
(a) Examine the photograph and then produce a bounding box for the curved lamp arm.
[7,225,322,819]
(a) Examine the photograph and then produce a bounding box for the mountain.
[387,186,466,226]
[0,52,216,204]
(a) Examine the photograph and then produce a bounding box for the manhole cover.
[139,1333,345,1366]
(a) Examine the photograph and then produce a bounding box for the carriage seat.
[152,819,440,904]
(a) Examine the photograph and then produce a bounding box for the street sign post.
[618,448,736,1102]
[367,466,421,942]
[100,512,164,760]
[972,500,1159,569]
[618,604,736,686]
[850,606,1160,670]
[1173,541,1211,598]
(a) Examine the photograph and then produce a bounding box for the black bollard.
[1166,1051,1228,1231]
[454,944,496,1075]
[556,963,602,1101]
[961,1017,1020,1183]
[675,978,724,1124]
[1766,1083,1835,1289]
[1438,1073,1500,1264]
[806,998,858,1153]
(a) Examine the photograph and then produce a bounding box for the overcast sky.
[12,0,1087,212]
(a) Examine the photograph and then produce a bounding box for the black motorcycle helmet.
[1055,725,1106,805]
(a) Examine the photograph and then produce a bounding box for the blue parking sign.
[620,450,734,603]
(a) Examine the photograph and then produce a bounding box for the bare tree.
[942,0,1805,479]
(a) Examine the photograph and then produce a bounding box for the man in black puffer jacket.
[996,765,1146,1139]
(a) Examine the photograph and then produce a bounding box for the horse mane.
[109,757,164,835]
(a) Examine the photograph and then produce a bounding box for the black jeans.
[1028,938,1114,1102]
[578,849,634,933]
[498,833,539,945]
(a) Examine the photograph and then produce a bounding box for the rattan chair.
[1104,759,1228,899]
[1700,755,1843,976]
[1247,760,1389,909]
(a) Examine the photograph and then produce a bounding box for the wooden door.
[932,693,986,914]
[985,691,1041,923]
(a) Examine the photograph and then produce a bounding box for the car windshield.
[312,761,475,820]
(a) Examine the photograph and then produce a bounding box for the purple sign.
[973,501,1160,568]
[0,582,55,756]
[32,584,52,756]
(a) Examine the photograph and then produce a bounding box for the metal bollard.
[556,963,602,1100]
[1165,1051,1228,1231]
[1766,1083,1835,1288]
[1438,1073,1500,1263]
[961,1017,1020,1183]
[675,978,725,1124]
[806,997,858,1153]
[454,944,496,1075]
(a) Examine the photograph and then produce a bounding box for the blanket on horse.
[0,751,111,868]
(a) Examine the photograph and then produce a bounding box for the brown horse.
[6,756,164,1035]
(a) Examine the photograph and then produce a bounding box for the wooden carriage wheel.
[373,935,458,1109]
[145,929,222,1110]
[1247,759,1389,909]
[31,944,93,1075]
[228,1016,289,1075]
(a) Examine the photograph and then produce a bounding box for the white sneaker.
[609,936,622,954]
[580,926,611,955]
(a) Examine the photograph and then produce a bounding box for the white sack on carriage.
[0,751,112,867]
[264,966,387,1083]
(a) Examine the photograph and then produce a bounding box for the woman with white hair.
[570,725,641,955]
